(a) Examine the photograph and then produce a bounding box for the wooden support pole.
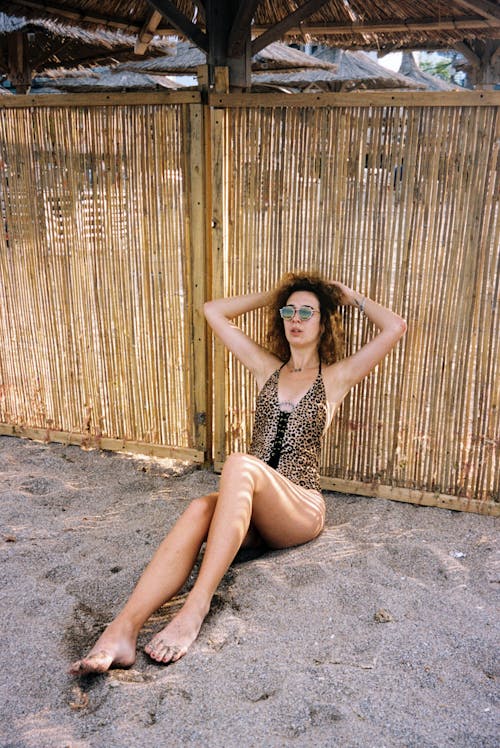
[187,102,209,455]
[206,0,251,89]
[210,103,229,464]
[228,0,261,56]
[7,32,32,94]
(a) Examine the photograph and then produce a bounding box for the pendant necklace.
[288,361,319,373]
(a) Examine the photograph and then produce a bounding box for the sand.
[0,434,498,747]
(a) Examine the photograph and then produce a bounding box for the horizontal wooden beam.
[319,477,499,517]
[209,90,500,108]
[0,90,201,107]
[252,17,499,41]
[0,424,205,463]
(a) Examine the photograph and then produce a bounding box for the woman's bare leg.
[144,453,324,664]
[69,492,219,675]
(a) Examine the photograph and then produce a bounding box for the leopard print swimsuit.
[249,362,327,492]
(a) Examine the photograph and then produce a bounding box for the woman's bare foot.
[145,599,208,665]
[69,619,137,676]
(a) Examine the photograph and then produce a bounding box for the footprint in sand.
[19,476,60,495]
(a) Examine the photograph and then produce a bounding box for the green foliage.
[420,58,452,82]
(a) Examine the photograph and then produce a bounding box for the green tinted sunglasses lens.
[297,307,314,320]
[279,305,315,320]
[279,306,295,319]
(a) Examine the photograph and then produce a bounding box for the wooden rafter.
[251,0,332,54]
[252,17,499,42]
[455,41,482,66]
[228,0,261,57]
[135,10,163,55]
[146,0,208,51]
[453,0,500,23]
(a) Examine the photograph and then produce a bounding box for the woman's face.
[282,290,322,349]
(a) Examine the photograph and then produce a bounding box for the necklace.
[288,361,319,373]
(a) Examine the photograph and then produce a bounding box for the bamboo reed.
[0,101,197,456]
[0,92,497,513]
[216,97,499,513]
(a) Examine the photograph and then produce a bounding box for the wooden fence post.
[210,101,230,466]
[187,102,209,456]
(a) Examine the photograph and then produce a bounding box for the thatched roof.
[254,42,336,71]
[0,12,174,91]
[398,51,461,91]
[2,1,498,51]
[312,48,428,90]
[31,67,178,93]
[116,41,337,75]
[251,66,423,93]
[0,12,173,69]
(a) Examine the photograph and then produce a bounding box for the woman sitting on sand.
[70,272,406,675]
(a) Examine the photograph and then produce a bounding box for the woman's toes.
[145,638,182,663]
[68,650,114,675]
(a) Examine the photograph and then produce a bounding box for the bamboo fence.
[0,92,206,461]
[0,90,498,513]
[210,92,499,515]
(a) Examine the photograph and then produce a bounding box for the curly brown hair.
[266,272,345,365]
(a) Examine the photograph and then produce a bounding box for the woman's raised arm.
[204,291,279,381]
[326,281,407,399]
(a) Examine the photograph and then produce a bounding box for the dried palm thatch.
[252,0,500,49]
[116,40,337,75]
[253,41,336,71]
[301,48,427,91]
[398,51,461,91]
[32,67,178,93]
[116,41,205,74]
[251,66,423,93]
[0,12,174,91]
[252,47,430,92]
[2,0,498,50]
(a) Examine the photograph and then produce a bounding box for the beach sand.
[0,434,498,747]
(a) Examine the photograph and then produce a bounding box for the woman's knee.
[222,452,261,477]
[187,492,218,522]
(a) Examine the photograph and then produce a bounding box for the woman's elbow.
[394,316,407,338]
[203,300,216,321]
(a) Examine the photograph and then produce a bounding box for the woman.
[69,272,406,674]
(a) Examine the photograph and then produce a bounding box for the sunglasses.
[279,305,320,321]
